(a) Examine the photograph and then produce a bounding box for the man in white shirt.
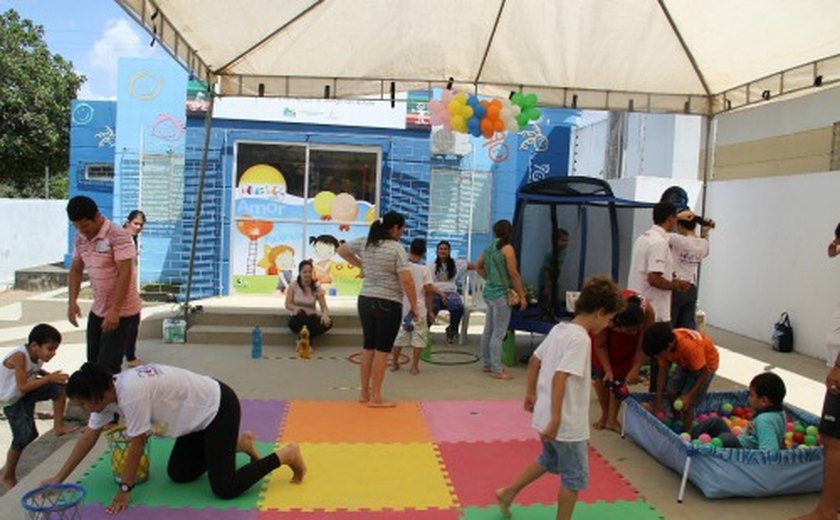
[669,210,715,329]
[627,201,690,391]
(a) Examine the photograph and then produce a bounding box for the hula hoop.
[21,483,86,514]
[347,351,409,365]
[422,349,479,366]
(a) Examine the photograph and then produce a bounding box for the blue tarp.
[623,391,824,498]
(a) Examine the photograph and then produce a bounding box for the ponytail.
[366,211,405,247]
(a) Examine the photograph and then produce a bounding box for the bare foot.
[482,367,492,373]
[391,359,401,371]
[127,359,145,368]
[495,488,513,518]
[237,431,261,461]
[790,511,837,520]
[490,371,514,380]
[2,477,16,491]
[367,399,397,408]
[592,419,606,430]
[54,424,79,436]
[359,386,370,403]
[277,443,306,483]
[410,367,419,375]
[604,421,622,433]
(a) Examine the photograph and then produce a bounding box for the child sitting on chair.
[691,372,786,449]
[643,322,719,433]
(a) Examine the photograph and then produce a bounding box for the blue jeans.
[4,383,64,451]
[432,292,465,332]
[480,296,511,374]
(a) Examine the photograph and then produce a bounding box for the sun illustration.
[239,164,287,187]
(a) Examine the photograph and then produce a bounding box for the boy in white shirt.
[496,276,624,520]
[392,239,442,374]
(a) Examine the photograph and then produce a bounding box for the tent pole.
[695,114,717,290]
[183,90,216,324]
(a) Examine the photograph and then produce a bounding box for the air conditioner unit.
[431,129,471,156]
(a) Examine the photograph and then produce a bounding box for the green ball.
[721,402,733,414]
[673,399,684,411]
[794,422,806,434]
[711,437,723,447]
[805,425,819,436]
[805,434,817,446]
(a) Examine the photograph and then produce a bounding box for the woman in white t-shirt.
[430,241,474,344]
[45,363,306,514]
[285,259,333,346]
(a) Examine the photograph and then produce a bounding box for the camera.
[692,216,712,227]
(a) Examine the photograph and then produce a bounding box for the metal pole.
[183,91,216,324]
[44,164,49,199]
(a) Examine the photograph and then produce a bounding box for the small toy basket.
[106,426,150,484]
[21,483,86,519]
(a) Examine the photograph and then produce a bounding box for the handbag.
[772,312,794,352]
[490,247,520,307]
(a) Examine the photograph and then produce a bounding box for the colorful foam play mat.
[73,400,663,519]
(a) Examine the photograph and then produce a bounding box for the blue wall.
[65,100,117,266]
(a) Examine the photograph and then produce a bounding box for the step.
[185,325,361,347]
[187,308,360,329]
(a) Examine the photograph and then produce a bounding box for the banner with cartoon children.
[232,142,379,296]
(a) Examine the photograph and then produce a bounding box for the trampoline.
[510,177,654,336]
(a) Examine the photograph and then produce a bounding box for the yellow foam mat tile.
[259,443,456,512]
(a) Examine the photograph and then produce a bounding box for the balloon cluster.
[428,90,542,138]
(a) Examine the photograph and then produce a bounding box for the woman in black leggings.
[45,362,305,514]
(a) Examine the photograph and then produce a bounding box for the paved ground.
[0,289,831,519]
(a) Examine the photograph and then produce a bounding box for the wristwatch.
[119,482,135,493]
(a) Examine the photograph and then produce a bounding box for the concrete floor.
[0,292,831,519]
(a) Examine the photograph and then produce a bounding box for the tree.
[0,9,85,198]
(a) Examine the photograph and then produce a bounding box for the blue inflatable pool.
[622,391,823,501]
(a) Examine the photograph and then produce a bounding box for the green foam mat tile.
[460,499,664,519]
[78,437,276,510]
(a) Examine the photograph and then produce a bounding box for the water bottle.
[402,312,414,332]
[251,326,263,359]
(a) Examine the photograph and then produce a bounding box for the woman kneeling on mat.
[44,362,305,514]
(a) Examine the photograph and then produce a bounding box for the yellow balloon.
[462,105,474,119]
[454,92,468,104]
[448,99,461,115]
[451,114,465,130]
[312,191,336,216]
[365,206,377,223]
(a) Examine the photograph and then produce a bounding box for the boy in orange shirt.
[643,322,719,432]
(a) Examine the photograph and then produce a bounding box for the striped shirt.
[347,237,410,303]
[72,219,142,318]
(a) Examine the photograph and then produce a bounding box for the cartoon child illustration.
[309,235,342,286]
[258,244,296,292]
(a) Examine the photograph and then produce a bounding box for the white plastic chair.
[459,272,485,345]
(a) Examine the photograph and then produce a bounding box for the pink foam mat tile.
[420,400,535,443]
[240,399,287,442]
[437,439,639,507]
[255,509,460,519]
[79,505,257,519]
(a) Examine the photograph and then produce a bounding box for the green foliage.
[0,9,85,198]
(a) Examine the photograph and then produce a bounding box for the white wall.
[0,199,68,289]
[699,171,840,360]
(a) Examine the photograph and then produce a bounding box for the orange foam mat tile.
[258,443,457,512]
[279,401,433,443]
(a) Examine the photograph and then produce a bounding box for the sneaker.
[445,326,455,344]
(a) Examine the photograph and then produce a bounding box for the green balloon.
[524,93,538,107]
[517,113,530,129]
[511,92,525,106]
[525,107,541,121]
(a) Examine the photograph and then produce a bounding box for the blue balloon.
[468,95,480,107]
[474,104,487,119]
[467,117,480,132]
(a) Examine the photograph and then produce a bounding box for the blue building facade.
[67,59,576,300]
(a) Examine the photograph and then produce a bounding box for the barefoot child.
[591,291,655,433]
[643,322,719,432]
[45,363,306,514]
[496,276,624,520]
[392,239,440,375]
[1,324,75,489]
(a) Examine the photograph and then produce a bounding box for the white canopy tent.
[115,0,840,115]
[111,0,840,307]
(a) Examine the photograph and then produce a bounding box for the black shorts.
[357,295,402,353]
[819,389,840,439]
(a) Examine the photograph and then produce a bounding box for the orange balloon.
[493,119,505,132]
[482,128,494,138]
[487,105,501,119]
[480,99,490,108]
[480,118,493,133]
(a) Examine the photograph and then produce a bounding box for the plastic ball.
[679,432,692,443]
[721,402,733,414]
[794,422,805,434]
[798,444,810,450]
[640,401,652,412]
[786,421,795,432]
[806,425,819,436]
[784,431,793,440]
[697,414,709,423]
[673,399,684,411]
[655,411,667,421]
[692,439,703,447]
[698,433,712,443]
[793,432,805,444]
[804,434,817,446]
[731,426,742,436]
[711,437,724,447]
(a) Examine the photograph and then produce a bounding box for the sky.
[2,0,173,99]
